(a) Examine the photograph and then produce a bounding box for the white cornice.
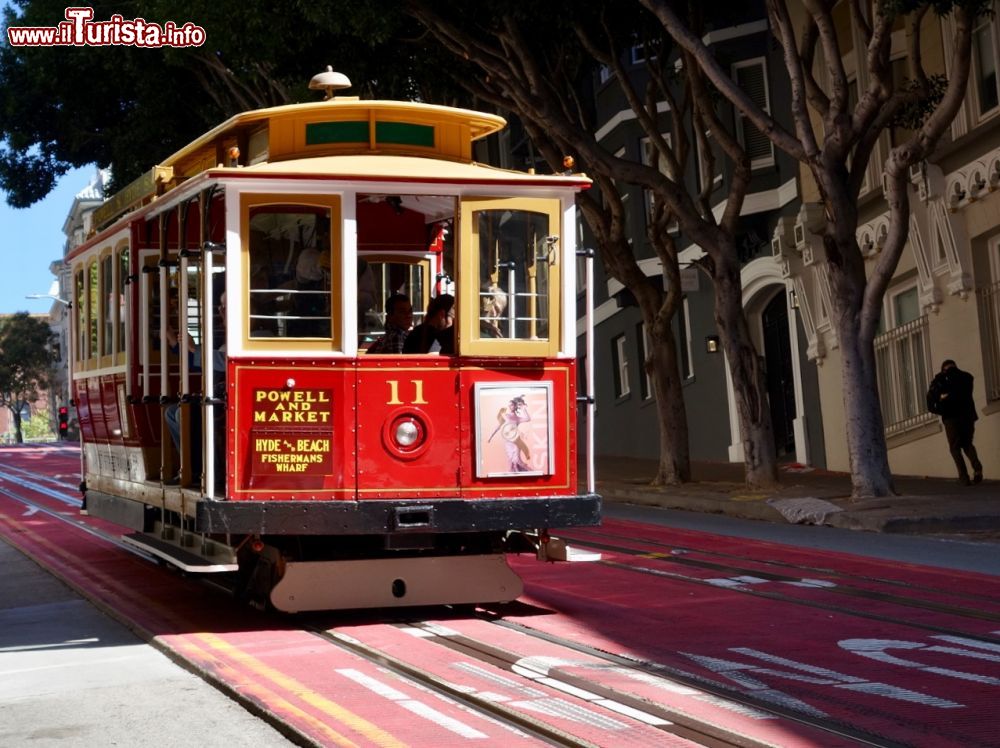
[711,177,799,221]
[703,20,769,46]
[594,102,671,142]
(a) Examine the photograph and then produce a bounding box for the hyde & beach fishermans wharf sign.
[250,388,334,476]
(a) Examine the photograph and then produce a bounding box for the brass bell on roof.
[309,66,352,100]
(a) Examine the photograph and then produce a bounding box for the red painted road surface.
[1,444,998,747]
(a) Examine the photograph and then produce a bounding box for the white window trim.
[971,15,1000,124]
[695,130,723,192]
[640,134,673,226]
[638,322,654,400]
[681,297,694,380]
[989,234,1000,283]
[888,282,920,328]
[613,334,630,398]
[630,43,657,66]
[731,57,775,170]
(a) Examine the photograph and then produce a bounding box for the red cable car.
[70,70,600,611]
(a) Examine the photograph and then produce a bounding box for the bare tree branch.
[849,0,872,42]
[906,6,931,88]
[642,0,806,159]
[802,0,851,127]
[796,13,831,117]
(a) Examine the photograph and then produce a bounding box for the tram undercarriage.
[86,487,600,612]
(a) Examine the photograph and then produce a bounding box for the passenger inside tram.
[164,285,227,487]
[403,294,455,354]
[366,294,413,354]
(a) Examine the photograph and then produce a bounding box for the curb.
[599,485,1000,535]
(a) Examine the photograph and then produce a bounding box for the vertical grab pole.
[201,190,219,499]
[506,263,516,339]
[585,247,595,494]
[203,244,215,498]
[527,232,538,340]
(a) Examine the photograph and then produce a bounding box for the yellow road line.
[187,632,407,748]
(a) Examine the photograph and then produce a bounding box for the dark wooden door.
[762,292,796,457]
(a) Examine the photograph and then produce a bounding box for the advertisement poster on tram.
[474,382,553,478]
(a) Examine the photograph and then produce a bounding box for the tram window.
[358,260,427,348]
[118,249,128,355]
[101,255,113,356]
[146,258,163,354]
[88,261,99,360]
[75,269,86,362]
[183,266,201,348]
[248,208,331,338]
[475,209,551,341]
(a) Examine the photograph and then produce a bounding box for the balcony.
[875,315,935,437]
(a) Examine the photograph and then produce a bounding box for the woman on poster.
[490,395,532,472]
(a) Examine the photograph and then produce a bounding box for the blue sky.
[0,165,96,314]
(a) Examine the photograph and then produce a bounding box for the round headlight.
[395,419,420,447]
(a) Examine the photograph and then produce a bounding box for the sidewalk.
[592,456,1000,535]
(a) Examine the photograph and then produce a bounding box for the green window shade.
[305,121,369,145]
[376,121,435,147]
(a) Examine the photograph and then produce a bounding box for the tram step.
[122,531,238,573]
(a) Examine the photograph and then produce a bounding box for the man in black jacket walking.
[926,360,984,485]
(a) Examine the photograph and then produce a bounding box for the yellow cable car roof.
[213,154,590,188]
[160,98,508,170]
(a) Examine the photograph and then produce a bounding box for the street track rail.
[565,525,997,604]
[306,626,617,748]
[557,528,1000,641]
[396,615,902,748]
[0,467,714,746]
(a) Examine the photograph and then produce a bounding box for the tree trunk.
[713,253,779,489]
[827,259,895,498]
[12,409,23,444]
[646,313,690,486]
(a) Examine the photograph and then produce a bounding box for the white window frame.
[731,58,775,170]
[640,134,673,228]
[874,280,933,435]
[972,15,1000,122]
[695,130,722,194]
[681,297,694,380]
[989,234,1000,282]
[613,334,630,399]
[637,322,653,400]
[630,43,656,65]
[932,217,950,271]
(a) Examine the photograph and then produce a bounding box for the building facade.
[793,4,1000,479]
[585,13,827,469]
[583,4,997,481]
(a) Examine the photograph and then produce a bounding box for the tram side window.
[101,255,113,356]
[118,249,128,355]
[248,209,332,338]
[358,260,426,349]
[88,261,99,360]
[475,210,551,341]
[183,266,201,350]
[75,269,86,362]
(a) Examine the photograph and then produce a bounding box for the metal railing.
[874,315,935,437]
[977,279,1000,404]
